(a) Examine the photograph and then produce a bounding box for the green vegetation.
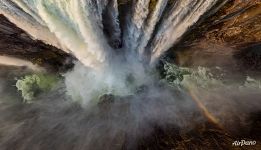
[163,62,226,89]
[181,67,224,89]
[163,62,191,86]
[16,73,59,103]
[163,62,261,90]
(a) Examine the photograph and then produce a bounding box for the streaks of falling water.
[148,0,219,64]
[0,0,219,68]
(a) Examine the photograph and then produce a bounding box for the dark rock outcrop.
[0,15,74,72]
[169,0,261,72]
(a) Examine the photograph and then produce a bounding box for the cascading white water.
[0,0,219,67]
[148,0,219,64]
[2,2,261,149]
[0,0,114,68]
[0,0,219,103]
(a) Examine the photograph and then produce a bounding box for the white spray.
[0,0,218,103]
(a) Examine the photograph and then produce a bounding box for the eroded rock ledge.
[0,15,73,72]
[170,0,261,72]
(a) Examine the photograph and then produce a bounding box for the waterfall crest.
[0,0,219,68]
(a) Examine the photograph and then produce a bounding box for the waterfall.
[0,0,220,103]
[148,0,219,64]
[0,0,219,68]
[2,2,261,149]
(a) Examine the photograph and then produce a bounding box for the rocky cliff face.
[171,0,261,72]
[0,15,73,72]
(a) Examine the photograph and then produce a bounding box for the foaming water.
[0,66,260,149]
[64,61,152,105]
[0,67,205,150]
